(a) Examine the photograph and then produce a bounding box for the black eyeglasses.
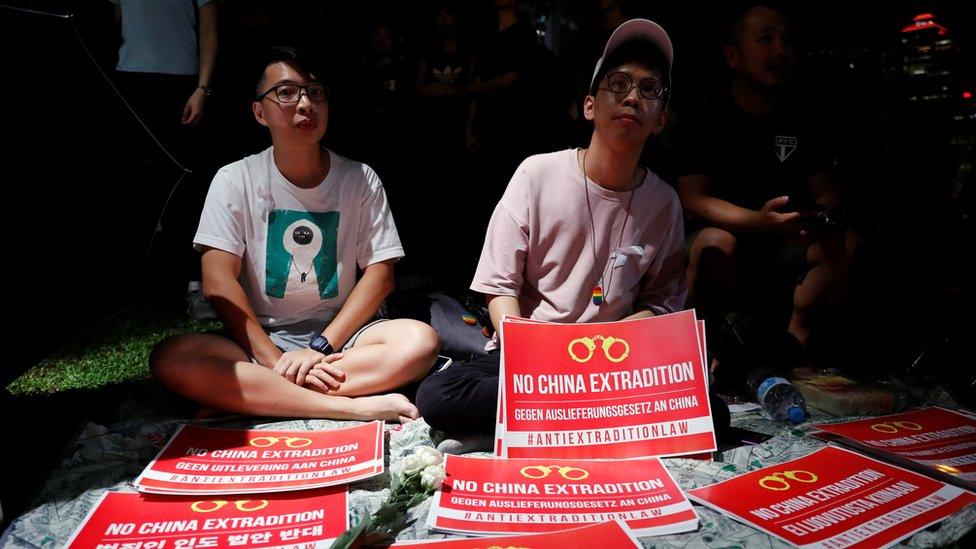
[600,72,668,102]
[256,83,329,103]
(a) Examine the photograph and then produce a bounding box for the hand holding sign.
[495,310,716,459]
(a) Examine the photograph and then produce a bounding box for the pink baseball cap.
[590,18,674,90]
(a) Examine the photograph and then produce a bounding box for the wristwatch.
[309,335,334,355]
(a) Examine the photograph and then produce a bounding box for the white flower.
[400,454,426,476]
[413,446,443,468]
[420,465,446,491]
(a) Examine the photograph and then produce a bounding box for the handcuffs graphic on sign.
[568,335,630,363]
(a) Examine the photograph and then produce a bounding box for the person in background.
[674,3,859,381]
[112,0,217,149]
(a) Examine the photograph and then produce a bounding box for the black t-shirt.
[418,44,470,144]
[472,20,540,142]
[423,45,468,87]
[475,19,537,85]
[361,55,413,117]
[419,43,469,115]
[675,91,833,214]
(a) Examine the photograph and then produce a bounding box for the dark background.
[0,0,974,535]
[1,0,973,392]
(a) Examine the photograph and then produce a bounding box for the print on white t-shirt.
[265,209,340,300]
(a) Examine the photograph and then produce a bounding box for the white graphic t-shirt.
[194,147,404,326]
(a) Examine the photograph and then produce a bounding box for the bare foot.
[353,393,419,424]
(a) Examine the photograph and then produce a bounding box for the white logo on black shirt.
[775,136,797,162]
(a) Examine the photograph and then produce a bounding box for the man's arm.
[623,309,656,320]
[471,201,529,331]
[469,71,520,95]
[632,207,688,318]
[182,1,217,125]
[471,166,531,333]
[201,247,281,367]
[197,2,217,89]
[487,295,521,335]
[678,174,807,237]
[321,259,396,349]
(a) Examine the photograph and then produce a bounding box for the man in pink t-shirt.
[416,19,730,451]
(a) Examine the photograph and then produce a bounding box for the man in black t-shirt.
[675,4,858,368]
[565,0,627,144]
[466,0,552,162]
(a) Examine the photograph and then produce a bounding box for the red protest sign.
[814,407,976,490]
[687,446,976,548]
[135,422,383,494]
[65,487,347,548]
[426,455,698,536]
[495,311,715,459]
[392,520,640,547]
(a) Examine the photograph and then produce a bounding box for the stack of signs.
[812,407,976,491]
[66,421,385,548]
[393,520,641,547]
[134,422,385,493]
[686,446,976,548]
[65,488,347,548]
[426,455,698,536]
[495,310,715,458]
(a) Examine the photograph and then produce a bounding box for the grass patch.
[6,304,220,396]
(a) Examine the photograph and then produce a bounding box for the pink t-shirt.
[471,148,687,325]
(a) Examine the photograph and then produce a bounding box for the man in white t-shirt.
[416,20,730,450]
[151,47,439,423]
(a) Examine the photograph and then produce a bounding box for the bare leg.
[687,228,739,324]
[325,319,440,397]
[150,334,421,422]
[789,229,859,346]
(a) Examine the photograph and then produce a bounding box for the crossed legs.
[151,319,439,422]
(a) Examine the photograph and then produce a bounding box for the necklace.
[580,148,639,306]
[289,255,312,283]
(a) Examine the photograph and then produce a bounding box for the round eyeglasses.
[601,72,668,101]
[256,83,329,103]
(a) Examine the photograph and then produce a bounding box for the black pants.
[416,352,502,434]
[114,71,201,166]
[416,352,731,439]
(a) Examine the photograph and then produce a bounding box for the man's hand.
[304,355,348,393]
[759,196,815,239]
[181,88,207,126]
[274,349,345,389]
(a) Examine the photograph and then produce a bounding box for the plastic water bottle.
[747,368,807,424]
